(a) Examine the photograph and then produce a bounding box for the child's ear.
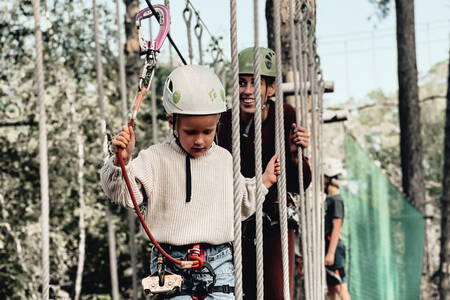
[167,114,173,126]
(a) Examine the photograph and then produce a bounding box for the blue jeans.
[151,243,235,299]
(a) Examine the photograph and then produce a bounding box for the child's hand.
[262,154,281,189]
[289,123,309,152]
[112,125,135,166]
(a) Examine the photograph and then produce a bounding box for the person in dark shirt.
[323,158,351,300]
[217,47,312,300]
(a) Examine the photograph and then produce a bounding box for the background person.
[323,158,351,300]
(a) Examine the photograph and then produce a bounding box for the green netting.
[340,133,425,300]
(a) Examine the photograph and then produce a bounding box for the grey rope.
[298,1,314,297]
[289,0,309,299]
[93,0,119,299]
[295,3,310,298]
[32,1,50,299]
[308,19,321,300]
[230,1,243,299]
[252,1,264,299]
[318,71,326,296]
[273,0,291,299]
[194,15,203,65]
[183,4,194,64]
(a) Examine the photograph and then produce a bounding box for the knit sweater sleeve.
[238,174,269,220]
[100,154,153,208]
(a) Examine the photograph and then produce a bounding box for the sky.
[135,0,450,106]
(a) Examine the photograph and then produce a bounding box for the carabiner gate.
[136,5,170,56]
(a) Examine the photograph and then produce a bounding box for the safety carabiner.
[136,4,170,56]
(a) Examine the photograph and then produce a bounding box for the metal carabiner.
[136,5,170,56]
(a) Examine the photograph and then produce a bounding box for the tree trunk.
[394,0,429,298]
[74,135,86,300]
[266,0,315,80]
[266,0,291,78]
[439,49,450,299]
[125,0,141,91]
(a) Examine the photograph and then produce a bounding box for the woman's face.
[238,75,275,115]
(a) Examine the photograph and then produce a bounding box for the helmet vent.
[168,79,174,93]
[265,54,272,69]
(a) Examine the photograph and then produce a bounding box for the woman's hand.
[289,123,310,152]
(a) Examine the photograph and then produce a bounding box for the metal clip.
[142,256,183,296]
[136,5,170,55]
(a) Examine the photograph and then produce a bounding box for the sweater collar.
[169,138,216,158]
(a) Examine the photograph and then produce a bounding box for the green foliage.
[0,0,171,298]
[368,0,392,20]
[345,60,448,206]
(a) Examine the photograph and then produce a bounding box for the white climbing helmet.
[323,158,344,178]
[163,65,227,116]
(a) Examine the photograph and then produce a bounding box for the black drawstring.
[175,138,192,202]
[185,154,192,202]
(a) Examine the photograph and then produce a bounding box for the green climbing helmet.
[238,47,277,78]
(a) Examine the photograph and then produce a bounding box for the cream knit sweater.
[101,138,267,245]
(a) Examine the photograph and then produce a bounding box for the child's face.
[176,114,219,157]
[238,75,275,115]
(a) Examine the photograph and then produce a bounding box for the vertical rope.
[308,23,321,300]
[299,3,315,297]
[318,72,326,297]
[252,1,264,299]
[93,1,119,299]
[289,1,309,299]
[32,1,50,299]
[273,0,290,299]
[229,1,242,299]
[294,2,311,298]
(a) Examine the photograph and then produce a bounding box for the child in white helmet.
[100,65,280,299]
